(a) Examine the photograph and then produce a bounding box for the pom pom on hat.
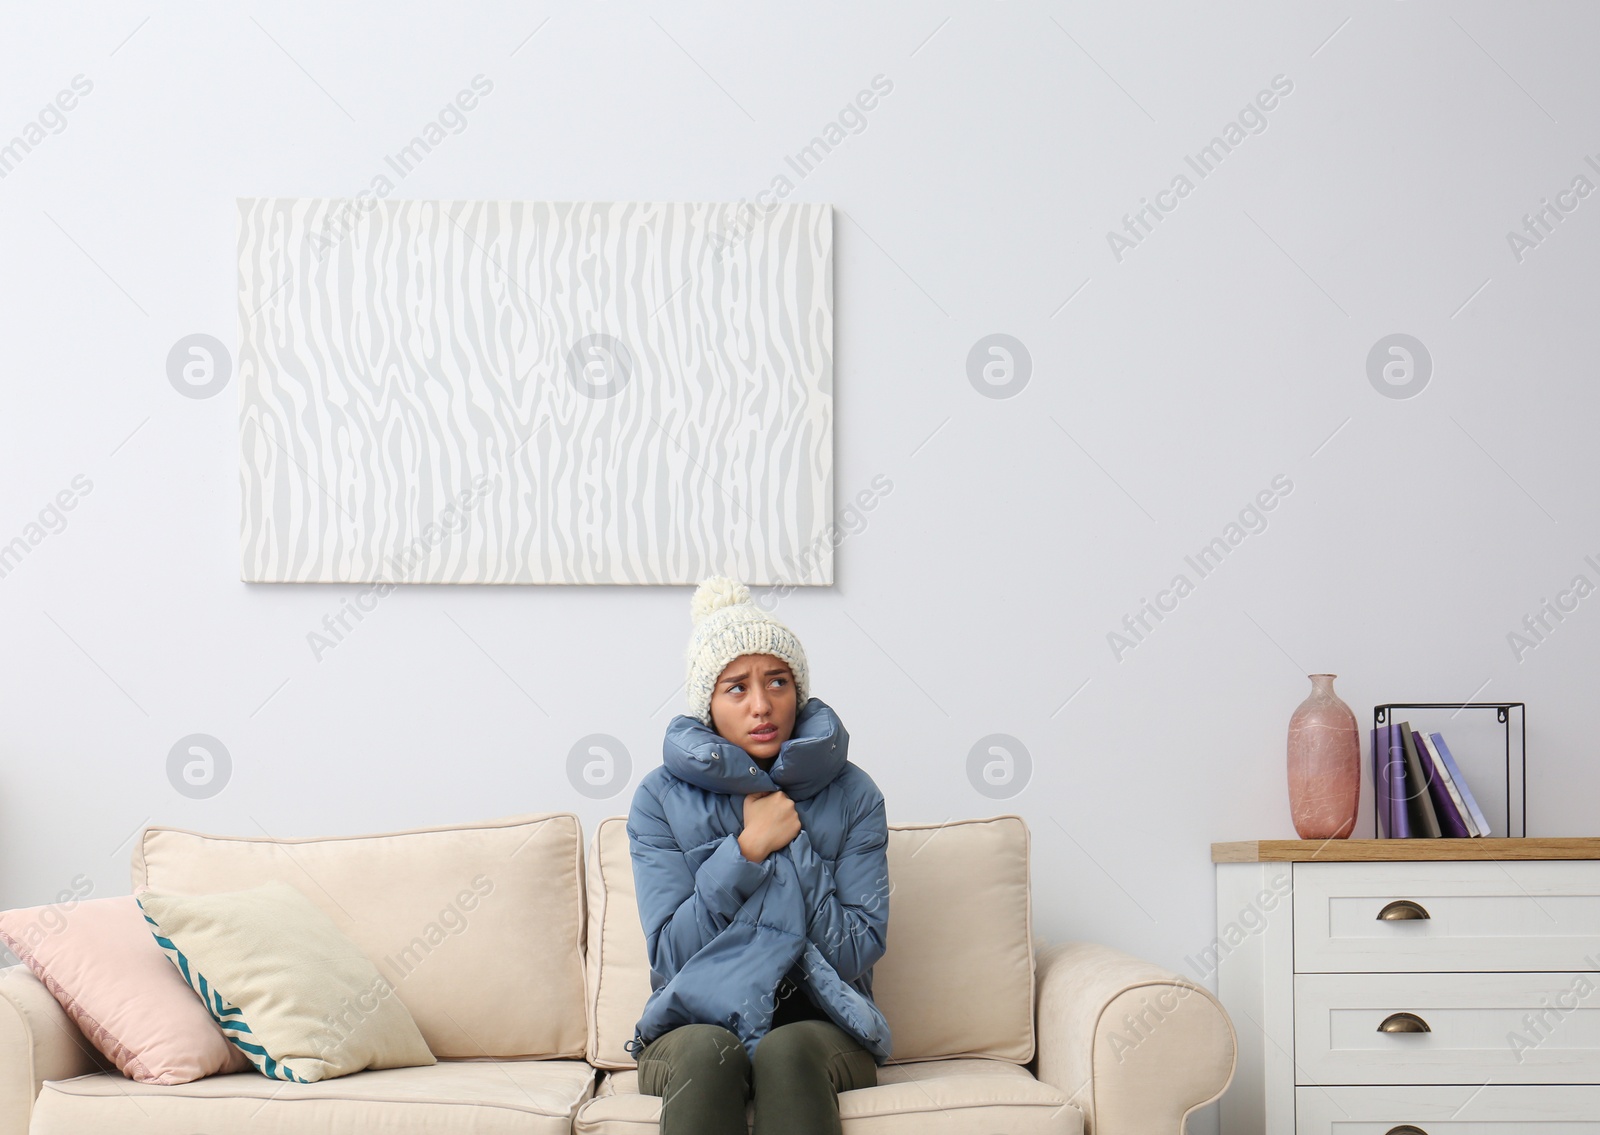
[683,575,809,727]
[690,577,751,626]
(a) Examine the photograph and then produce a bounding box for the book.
[1430,731,1493,837]
[1372,728,1392,837]
[1397,722,1442,837]
[1414,730,1471,837]
[1386,723,1411,838]
[1418,731,1481,837]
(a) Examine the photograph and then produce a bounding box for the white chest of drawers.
[1211,839,1600,1135]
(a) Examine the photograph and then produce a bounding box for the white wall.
[4,3,1599,1129]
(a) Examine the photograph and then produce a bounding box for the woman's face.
[708,653,796,759]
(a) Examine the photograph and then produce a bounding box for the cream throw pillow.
[135,880,435,1083]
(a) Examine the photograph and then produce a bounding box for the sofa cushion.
[578,1057,1080,1134]
[584,816,650,1068]
[131,813,587,1060]
[871,816,1036,1062]
[585,813,1035,1066]
[29,1059,598,1135]
[136,881,436,1082]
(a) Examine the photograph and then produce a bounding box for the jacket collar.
[662,696,848,801]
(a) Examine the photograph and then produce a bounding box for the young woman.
[624,576,893,1135]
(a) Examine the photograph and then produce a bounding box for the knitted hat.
[684,576,809,727]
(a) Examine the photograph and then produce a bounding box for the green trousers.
[637,1019,878,1135]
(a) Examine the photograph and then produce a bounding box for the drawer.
[1297,1085,1600,1132]
[1294,861,1600,972]
[1296,972,1600,1086]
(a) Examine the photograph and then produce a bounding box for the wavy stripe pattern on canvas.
[237,199,833,585]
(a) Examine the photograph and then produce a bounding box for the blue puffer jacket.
[624,695,893,1065]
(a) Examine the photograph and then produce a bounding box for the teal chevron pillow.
[136,881,435,1082]
[140,907,302,1081]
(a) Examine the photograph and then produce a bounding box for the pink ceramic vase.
[1286,673,1360,839]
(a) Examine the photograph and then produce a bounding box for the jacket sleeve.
[627,780,774,981]
[782,785,890,984]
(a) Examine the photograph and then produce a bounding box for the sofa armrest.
[1033,940,1235,1135]
[0,965,106,1135]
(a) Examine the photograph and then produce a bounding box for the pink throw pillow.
[0,894,251,1084]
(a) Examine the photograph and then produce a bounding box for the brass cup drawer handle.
[1385,1127,1428,1135]
[1378,1012,1432,1033]
[1377,899,1431,921]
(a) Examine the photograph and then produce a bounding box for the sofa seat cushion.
[576,1057,1081,1134]
[29,1059,598,1135]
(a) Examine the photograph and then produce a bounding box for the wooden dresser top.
[1212,838,1600,863]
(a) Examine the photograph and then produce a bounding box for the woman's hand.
[738,790,800,863]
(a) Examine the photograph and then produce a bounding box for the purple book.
[1387,723,1412,838]
[1372,727,1393,837]
[1431,731,1493,836]
[1414,730,1471,838]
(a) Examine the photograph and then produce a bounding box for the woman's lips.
[750,727,777,740]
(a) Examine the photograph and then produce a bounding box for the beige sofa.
[0,812,1234,1134]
